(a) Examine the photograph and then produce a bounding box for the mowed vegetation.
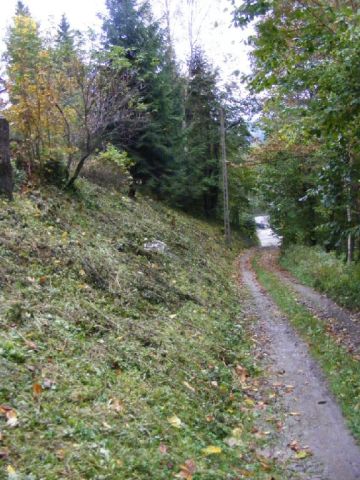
[0,182,281,479]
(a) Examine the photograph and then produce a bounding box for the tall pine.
[169,48,221,216]
[102,0,184,194]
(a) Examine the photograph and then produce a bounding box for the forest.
[0,0,253,228]
[0,1,359,479]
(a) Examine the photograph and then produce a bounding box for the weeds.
[280,245,360,311]
[0,182,281,479]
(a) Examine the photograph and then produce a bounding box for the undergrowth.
[280,245,360,311]
[253,256,360,442]
[0,181,281,479]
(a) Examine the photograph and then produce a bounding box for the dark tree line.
[0,0,252,227]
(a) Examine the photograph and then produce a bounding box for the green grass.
[253,256,360,442]
[280,245,360,311]
[0,181,282,479]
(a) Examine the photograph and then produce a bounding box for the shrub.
[280,245,360,311]
[81,144,134,191]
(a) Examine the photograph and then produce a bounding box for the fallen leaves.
[225,426,243,447]
[175,459,197,479]
[33,383,43,397]
[159,444,168,455]
[0,406,18,428]
[295,450,312,460]
[183,381,196,393]
[235,364,249,384]
[0,447,9,459]
[6,465,18,479]
[288,440,312,459]
[108,398,124,414]
[167,415,182,429]
[202,445,222,455]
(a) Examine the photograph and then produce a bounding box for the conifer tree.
[170,48,221,216]
[102,0,184,193]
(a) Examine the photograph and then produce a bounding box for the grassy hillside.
[0,182,277,479]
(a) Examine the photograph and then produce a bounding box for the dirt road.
[258,248,360,355]
[240,249,360,480]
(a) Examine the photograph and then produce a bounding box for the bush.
[81,144,134,191]
[280,245,360,311]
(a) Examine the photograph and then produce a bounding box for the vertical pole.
[220,108,231,247]
[0,115,13,200]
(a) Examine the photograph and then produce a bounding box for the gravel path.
[240,249,360,480]
[259,248,360,355]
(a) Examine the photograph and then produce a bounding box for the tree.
[233,0,360,260]
[3,7,145,187]
[102,0,184,193]
[167,48,221,216]
[0,116,13,200]
[15,1,30,16]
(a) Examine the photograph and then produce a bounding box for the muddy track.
[259,248,360,355]
[239,249,360,480]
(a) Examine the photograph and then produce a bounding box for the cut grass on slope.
[253,255,360,442]
[0,181,281,479]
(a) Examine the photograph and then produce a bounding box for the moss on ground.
[0,182,281,479]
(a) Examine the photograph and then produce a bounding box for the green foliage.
[95,144,134,186]
[280,245,360,311]
[0,182,282,479]
[256,153,319,245]
[234,1,360,258]
[102,0,184,193]
[166,48,221,217]
[97,144,133,171]
[254,256,360,440]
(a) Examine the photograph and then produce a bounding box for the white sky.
[0,0,251,90]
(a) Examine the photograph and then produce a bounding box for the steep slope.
[0,181,277,479]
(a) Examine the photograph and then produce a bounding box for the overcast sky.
[0,0,251,90]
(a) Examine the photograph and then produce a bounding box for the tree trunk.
[347,204,353,264]
[0,116,13,200]
[65,152,91,189]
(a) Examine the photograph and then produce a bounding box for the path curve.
[264,248,360,354]
[240,249,360,480]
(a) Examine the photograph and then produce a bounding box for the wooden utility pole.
[0,115,13,200]
[220,108,231,247]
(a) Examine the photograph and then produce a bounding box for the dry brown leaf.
[0,448,9,459]
[33,383,43,396]
[0,405,13,415]
[235,365,248,383]
[24,340,38,351]
[55,449,65,460]
[6,410,18,428]
[175,459,197,479]
[289,440,301,452]
[109,398,124,414]
[235,468,252,477]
